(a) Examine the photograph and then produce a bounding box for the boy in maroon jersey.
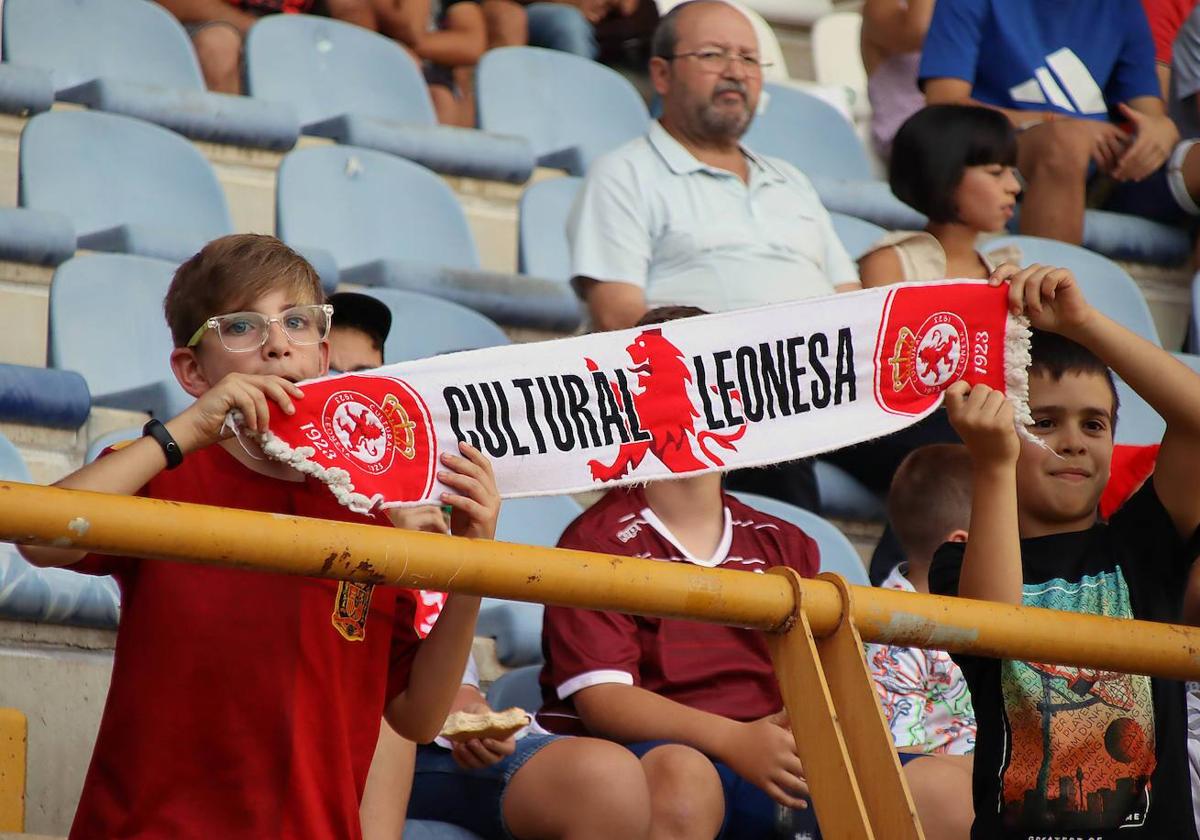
[537,306,970,840]
[18,234,499,840]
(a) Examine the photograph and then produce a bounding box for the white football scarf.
[250,280,1031,512]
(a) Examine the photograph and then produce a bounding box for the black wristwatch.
[143,419,183,470]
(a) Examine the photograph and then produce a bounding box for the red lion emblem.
[337,405,385,452]
[587,329,746,482]
[918,332,958,379]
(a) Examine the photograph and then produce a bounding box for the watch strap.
[143,419,183,470]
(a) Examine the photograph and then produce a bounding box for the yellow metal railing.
[2,480,1199,838]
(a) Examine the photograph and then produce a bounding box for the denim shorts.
[408,733,563,840]
[623,740,929,840]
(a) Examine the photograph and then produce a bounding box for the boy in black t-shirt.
[930,263,1200,839]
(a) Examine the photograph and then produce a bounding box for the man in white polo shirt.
[568,0,860,333]
[568,0,860,509]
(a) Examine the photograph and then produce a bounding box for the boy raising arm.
[946,263,1200,606]
[937,263,1200,838]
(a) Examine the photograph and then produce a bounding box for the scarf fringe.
[238,415,382,515]
[1004,312,1037,442]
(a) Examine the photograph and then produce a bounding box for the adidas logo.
[1008,48,1107,115]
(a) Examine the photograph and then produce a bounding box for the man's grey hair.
[651,0,725,60]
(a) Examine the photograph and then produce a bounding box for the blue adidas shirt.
[919,0,1160,121]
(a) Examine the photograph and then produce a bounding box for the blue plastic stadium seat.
[3,0,299,150]
[0,431,29,482]
[486,664,544,713]
[0,431,121,628]
[475,596,543,668]
[288,242,340,296]
[277,146,580,330]
[0,63,54,116]
[245,16,531,183]
[474,496,584,667]
[498,495,584,547]
[1106,353,1200,445]
[1111,353,1200,444]
[1078,209,1191,266]
[1113,377,1163,446]
[0,363,90,429]
[359,288,510,363]
[49,254,191,420]
[476,600,545,667]
[477,47,649,175]
[1006,206,1190,267]
[86,427,142,465]
[729,491,870,585]
[828,212,885,261]
[985,235,1161,346]
[812,459,886,520]
[812,179,927,230]
[743,83,926,230]
[518,177,581,282]
[21,111,234,264]
[0,206,76,266]
[351,262,582,332]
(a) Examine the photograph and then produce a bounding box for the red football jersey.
[66,444,420,840]
[537,487,819,735]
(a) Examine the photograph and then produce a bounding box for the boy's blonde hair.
[164,234,323,348]
[887,444,973,564]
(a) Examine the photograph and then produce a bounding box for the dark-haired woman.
[859,104,1023,287]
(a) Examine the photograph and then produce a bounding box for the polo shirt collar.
[647,119,788,185]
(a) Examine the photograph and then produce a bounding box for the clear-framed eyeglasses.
[670,48,772,75]
[186,304,334,352]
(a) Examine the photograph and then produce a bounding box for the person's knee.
[483,0,528,46]
[1019,121,1092,183]
[191,24,243,94]
[640,744,724,834]
[904,755,974,840]
[508,738,651,835]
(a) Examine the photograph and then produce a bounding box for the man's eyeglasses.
[669,48,772,75]
[187,304,334,352]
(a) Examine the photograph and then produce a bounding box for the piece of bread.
[439,707,531,743]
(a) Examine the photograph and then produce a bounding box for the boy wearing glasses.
[18,234,502,839]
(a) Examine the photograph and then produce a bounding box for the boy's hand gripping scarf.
[249,281,1032,512]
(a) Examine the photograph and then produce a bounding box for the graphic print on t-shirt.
[1008,48,1107,115]
[1000,570,1155,830]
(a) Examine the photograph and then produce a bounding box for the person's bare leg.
[191,24,243,94]
[638,744,724,840]
[428,83,464,126]
[452,66,477,128]
[1016,121,1093,244]
[359,722,415,840]
[903,754,974,840]
[502,738,652,840]
[482,0,529,47]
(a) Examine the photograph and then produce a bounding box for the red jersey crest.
[332,581,375,641]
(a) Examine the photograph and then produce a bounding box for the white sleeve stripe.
[556,669,635,699]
